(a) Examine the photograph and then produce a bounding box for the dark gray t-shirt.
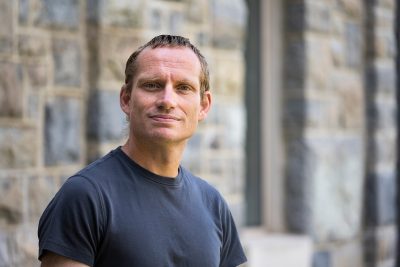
[38,147,247,267]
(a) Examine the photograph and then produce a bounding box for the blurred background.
[0,0,398,266]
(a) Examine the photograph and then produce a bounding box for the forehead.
[134,47,202,78]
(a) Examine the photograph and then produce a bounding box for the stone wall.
[283,0,397,266]
[0,0,247,266]
[0,0,86,266]
[363,0,398,266]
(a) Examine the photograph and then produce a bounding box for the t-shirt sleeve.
[38,175,105,266]
[219,199,247,267]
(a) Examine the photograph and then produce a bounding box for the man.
[38,35,247,267]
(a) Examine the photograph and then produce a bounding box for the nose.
[156,84,177,111]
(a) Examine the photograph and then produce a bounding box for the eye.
[143,82,161,90]
[177,84,192,92]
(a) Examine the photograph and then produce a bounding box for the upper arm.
[38,176,105,266]
[41,251,89,267]
[219,197,247,267]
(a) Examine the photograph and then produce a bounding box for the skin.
[120,46,211,177]
[41,252,88,267]
[40,46,212,266]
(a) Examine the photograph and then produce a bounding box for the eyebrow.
[136,76,199,87]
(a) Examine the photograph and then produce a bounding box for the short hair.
[124,35,210,97]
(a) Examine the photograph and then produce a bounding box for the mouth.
[149,114,180,122]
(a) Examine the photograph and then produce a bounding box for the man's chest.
[95,186,222,267]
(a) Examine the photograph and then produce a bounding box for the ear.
[120,84,131,115]
[198,91,212,121]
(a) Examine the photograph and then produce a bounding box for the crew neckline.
[115,146,184,187]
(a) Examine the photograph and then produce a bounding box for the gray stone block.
[27,175,57,222]
[0,227,37,266]
[306,2,332,33]
[212,55,244,96]
[205,103,222,124]
[196,32,209,46]
[212,0,247,49]
[284,99,306,129]
[0,231,17,266]
[312,251,331,267]
[86,0,99,24]
[308,36,334,90]
[87,90,126,142]
[35,0,80,29]
[376,172,396,225]
[27,93,39,120]
[286,136,365,241]
[375,101,396,129]
[284,99,333,128]
[180,156,202,176]
[345,22,362,68]
[52,39,81,87]
[18,0,29,25]
[88,0,142,27]
[227,157,244,194]
[0,175,23,224]
[86,0,101,23]
[181,133,203,173]
[185,0,208,24]
[363,235,379,266]
[375,63,396,93]
[336,0,363,18]
[336,85,364,129]
[284,41,306,90]
[184,133,202,153]
[378,0,396,9]
[0,127,37,168]
[331,240,363,267]
[24,63,47,87]
[285,139,314,234]
[222,104,245,148]
[0,62,23,117]
[208,157,224,176]
[18,34,47,57]
[44,96,81,166]
[309,137,364,242]
[150,9,162,30]
[375,4,395,28]
[0,0,13,54]
[375,30,396,58]
[330,38,345,66]
[98,34,141,83]
[374,132,396,166]
[375,225,397,261]
[285,2,305,32]
[0,233,9,266]
[169,11,183,34]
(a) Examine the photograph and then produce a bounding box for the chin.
[150,131,192,144]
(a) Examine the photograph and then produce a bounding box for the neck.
[121,137,186,178]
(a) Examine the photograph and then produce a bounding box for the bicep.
[41,251,90,267]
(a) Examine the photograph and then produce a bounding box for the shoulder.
[181,167,228,208]
[182,167,219,194]
[58,175,101,200]
[68,148,125,188]
[41,175,104,221]
[72,148,123,184]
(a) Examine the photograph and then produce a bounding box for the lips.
[149,114,180,122]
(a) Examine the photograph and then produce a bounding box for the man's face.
[120,47,211,145]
